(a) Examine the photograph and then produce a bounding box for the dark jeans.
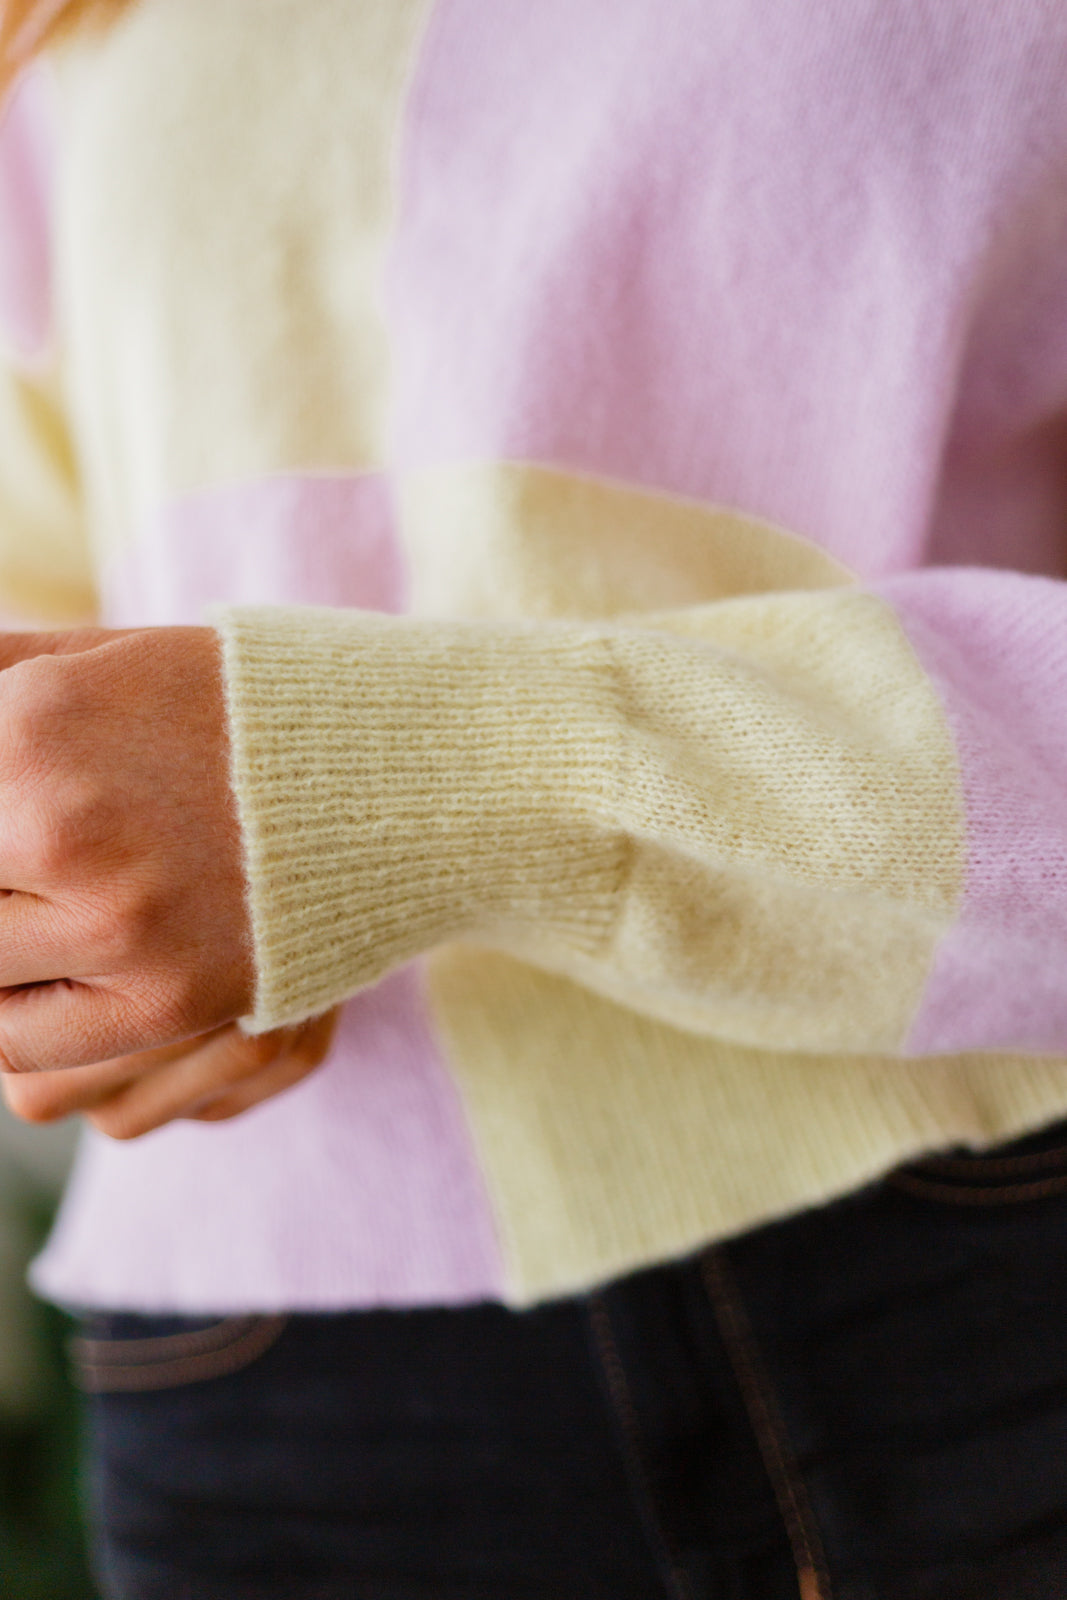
[77,1121,1067,1600]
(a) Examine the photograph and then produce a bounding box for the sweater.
[3,0,1067,1311]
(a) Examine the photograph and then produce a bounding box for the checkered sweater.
[3,0,1067,1311]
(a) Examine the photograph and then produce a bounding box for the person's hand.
[2,1010,339,1137]
[0,625,255,1075]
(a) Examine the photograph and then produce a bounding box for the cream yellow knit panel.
[398,461,853,621]
[51,0,430,549]
[0,361,94,621]
[582,586,963,1053]
[220,582,961,1046]
[401,469,962,1050]
[429,948,1067,1303]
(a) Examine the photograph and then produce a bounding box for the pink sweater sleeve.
[877,569,1067,1054]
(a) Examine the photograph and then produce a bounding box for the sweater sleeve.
[214,564,1067,1059]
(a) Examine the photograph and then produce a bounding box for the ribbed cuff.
[212,605,627,1031]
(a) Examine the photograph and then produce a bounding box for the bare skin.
[2,1009,339,1137]
[0,625,335,1135]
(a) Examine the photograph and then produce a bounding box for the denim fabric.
[80,1121,1067,1600]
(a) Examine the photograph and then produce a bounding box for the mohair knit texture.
[1,0,1066,1309]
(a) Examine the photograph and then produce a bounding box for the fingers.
[188,1010,338,1123]
[0,894,99,989]
[0,1030,227,1124]
[0,978,194,1073]
[83,1026,296,1139]
[84,1012,337,1140]
[2,1021,307,1136]
[1,988,339,1140]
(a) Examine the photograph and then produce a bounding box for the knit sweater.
[4,0,1067,1311]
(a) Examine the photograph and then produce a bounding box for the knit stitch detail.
[215,605,626,1030]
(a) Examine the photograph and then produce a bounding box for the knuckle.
[121,885,168,950]
[290,1011,337,1069]
[77,887,150,970]
[0,800,74,886]
[2,1074,63,1124]
[87,1102,144,1142]
[117,978,192,1051]
[0,658,74,775]
[1,664,49,746]
[243,1031,285,1071]
[213,1029,277,1084]
[296,1016,333,1060]
[194,1098,240,1123]
[0,1033,34,1077]
[290,1034,328,1070]
[8,789,106,887]
[151,969,215,1041]
[23,813,78,884]
[11,650,77,708]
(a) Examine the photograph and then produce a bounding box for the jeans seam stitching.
[702,1248,833,1600]
[906,1148,1067,1178]
[72,1314,263,1367]
[587,1292,695,1600]
[72,1314,289,1392]
[888,1171,1067,1204]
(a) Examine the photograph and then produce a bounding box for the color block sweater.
[3,0,1067,1311]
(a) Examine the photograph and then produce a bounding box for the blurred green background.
[0,1108,98,1598]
